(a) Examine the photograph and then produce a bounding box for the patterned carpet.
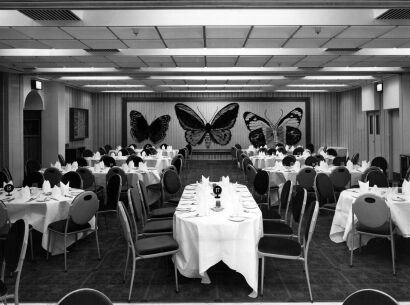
[12,159,410,303]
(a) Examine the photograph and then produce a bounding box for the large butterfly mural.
[243,107,303,147]
[129,111,171,144]
[174,103,239,148]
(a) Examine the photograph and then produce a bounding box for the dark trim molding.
[121,97,311,147]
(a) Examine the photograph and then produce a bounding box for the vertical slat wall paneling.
[0,73,6,169]
[400,74,410,154]
[65,87,93,150]
[92,92,341,152]
[339,88,368,161]
[389,109,400,176]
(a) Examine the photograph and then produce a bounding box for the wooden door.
[368,111,381,161]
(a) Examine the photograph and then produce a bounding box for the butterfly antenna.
[274,109,284,128]
[264,109,275,127]
[196,106,208,122]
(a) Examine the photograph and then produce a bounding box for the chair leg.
[46,231,51,260]
[29,230,34,260]
[128,258,136,302]
[350,234,354,267]
[390,235,396,275]
[123,247,130,283]
[95,229,101,260]
[304,259,313,302]
[359,234,362,253]
[260,256,265,296]
[174,258,179,292]
[64,234,68,272]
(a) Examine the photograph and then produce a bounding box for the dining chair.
[76,168,104,196]
[326,148,338,157]
[0,172,8,186]
[371,156,388,174]
[104,145,113,153]
[25,159,41,175]
[108,150,117,156]
[242,157,253,180]
[160,143,168,149]
[127,188,173,237]
[314,173,337,212]
[360,166,382,182]
[315,154,325,163]
[47,191,101,271]
[0,219,29,305]
[235,149,243,168]
[282,155,296,167]
[58,154,66,166]
[234,144,242,149]
[172,157,183,175]
[143,143,152,150]
[119,148,129,156]
[239,153,248,171]
[333,156,347,166]
[82,149,94,158]
[126,147,135,155]
[253,169,271,206]
[296,167,316,192]
[342,289,399,305]
[267,148,276,156]
[98,147,107,155]
[23,171,44,188]
[149,147,158,155]
[43,167,63,187]
[106,167,129,199]
[366,170,389,188]
[100,155,116,167]
[306,143,315,154]
[185,144,192,160]
[57,288,113,305]
[275,143,285,149]
[231,147,237,161]
[128,144,137,150]
[2,167,12,182]
[277,147,287,155]
[263,186,307,239]
[136,181,175,219]
[258,147,268,154]
[76,157,88,167]
[0,201,10,241]
[304,156,319,167]
[61,171,83,189]
[350,153,360,165]
[258,201,319,301]
[142,148,152,157]
[117,201,179,302]
[261,180,293,221]
[161,169,183,205]
[126,155,143,167]
[329,166,351,192]
[292,147,304,156]
[98,174,121,214]
[139,180,162,208]
[350,194,396,275]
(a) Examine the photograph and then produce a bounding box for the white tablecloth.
[0,187,93,255]
[330,189,410,249]
[90,167,160,188]
[85,156,128,167]
[173,183,263,297]
[250,156,276,169]
[327,146,349,157]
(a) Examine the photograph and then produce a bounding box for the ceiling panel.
[206,26,250,39]
[115,61,146,68]
[324,55,368,66]
[80,39,127,49]
[250,26,298,39]
[207,38,245,48]
[139,56,174,63]
[337,26,395,38]
[165,39,204,48]
[184,79,206,85]
[297,55,338,67]
[1,40,50,48]
[245,39,286,48]
[265,55,304,66]
[158,26,202,39]
[207,56,237,67]
[45,56,79,63]
[73,56,110,63]
[293,26,347,38]
[397,41,410,48]
[381,26,410,39]
[236,56,270,67]
[145,62,176,67]
[360,38,410,48]
[284,38,328,48]
[174,56,204,63]
[123,40,165,48]
[2,56,44,62]
[61,27,116,39]
[0,27,30,39]
[322,38,371,48]
[106,55,145,64]
[39,39,89,49]
[14,27,72,39]
[0,41,12,48]
[109,27,159,39]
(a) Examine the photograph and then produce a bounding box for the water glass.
[392,182,399,194]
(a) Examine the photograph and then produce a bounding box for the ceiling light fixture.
[287,84,348,87]
[158,84,273,88]
[60,76,132,80]
[162,90,267,93]
[275,89,329,92]
[100,90,154,93]
[149,76,286,80]
[83,84,146,88]
[304,76,375,80]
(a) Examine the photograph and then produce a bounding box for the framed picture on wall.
[69,108,89,141]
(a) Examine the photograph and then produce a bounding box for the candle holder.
[4,184,14,196]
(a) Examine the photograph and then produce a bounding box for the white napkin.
[302,150,311,157]
[141,151,147,158]
[139,162,148,171]
[60,181,69,196]
[3,180,13,187]
[72,161,78,170]
[66,163,72,172]
[277,152,284,158]
[94,163,100,172]
[264,145,268,149]
[118,151,123,157]
[221,176,230,184]
[19,186,31,202]
[95,152,101,159]
[51,185,61,198]
[116,145,122,152]
[99,161,105,169]
[319,160,328,171]
[167,146,172,151]
[371,184,379,194]
[55,161,62,170]
[201,175,210,184]
[110,152,116,158]
[122,163,129,172]
[129,160,135,169]
[402,180,410,195]
[285,145,290,151]
[320,150,327,158]
[358,180,369,194]
[359,160,369,172]
[294,161,301,170]
[346,160,353,170]
[291,146,295,151]
[42,180,51,193]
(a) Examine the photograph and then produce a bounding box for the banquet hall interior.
[2,0,410,304]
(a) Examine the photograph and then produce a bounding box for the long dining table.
[173,182,263,298]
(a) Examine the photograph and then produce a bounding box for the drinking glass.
[392,181,399,194]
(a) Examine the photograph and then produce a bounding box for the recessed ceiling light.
[304,76,375,80]
[275,89,329,92]
[83,84,146,88]
[158,84,273,88]
[101,90,154,93]
[163,90,267,93]
[287,84,348,87]
[149,76,285,80]
[60,76,132,80]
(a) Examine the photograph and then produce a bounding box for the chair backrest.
[314,173,336,206]
[2,167,12,181]
[231,147,237,159]
[0,200,10,236]
[62,171,83,189]
[302,201,319,251]
[119,148,129,156]
[0,171,8,186]
[100,155,116,167]
[5,219,28,274]
[172,157,183,175]
[315,154,325,163]
[246,164,258,185]
[329,166,351,189]
[282,155,296,167]
[142,148,152,156]
[296,167,316,189]
[104,144,113,153]
[366,170,389,188]
[267,148,276,156]
[178,148,187,159]
[143,143,152,150]
[352,194,390,228]
[106,174,122,210]
[333,156,347,166]
[128,187,147,226]
[162,169,182,196]
[304,156,319,167]
[371,156,388,173]
[275,143,284,149]
[280,180,293,220]
[126,147,135,155]
[98,147,107,155]
[58,288,113,305]
[76,157,88,167]
[234,144,242,149]
[126,155,143,167]
[306,143,314,154]
[106,167,128,188]
[117,201,137,257]
[160,143,168,149]
[277,147,287,155]
[138,179,153,212]
[82,149,94,158]
[351,153,359,165]
[129,144,137,150]
[108,150,117,156]
[58,154,66,166]
[186,144,192,155]
[235,149,243,164]
[293,147,304,156]
[253,170,269,196]
[23,171,45,188]
[326,148,337,157]
[26,159,41,175]
[69,191,99,225]
[360,166,382,182]
[76,168,95,189]
[43,167,63,187]
[342,289,399,305]
[242,157,253,174]
[258,147,267,154]
[148,147,157,155]
[291,186,308,243]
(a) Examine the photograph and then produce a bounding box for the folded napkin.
[358,160,370,172]
[201,175,210,184]
[319,160,328,171]
[19,186,31,202]
[110,152,116,158]
[141,151,147,157]
[42,180,51,193]
[320,150,327,158]
[94,152,101,159]
[51,185,61,198]
[302,150,311,157]
[66,163,72,172]
[139,162,148,171]
[128,160,135,169]
[99,161,105,169]
[122,163,129,172]
[358,180,369,194]
[118,151,123,157]
[167,146,172,151]
[294,161,301,170]
[403,180,410,195]
[277,152,284,158]
[285,145,290,151]
[346,160,354,170]
[371,184,379,194]
[248,145,253,150]
[72,161,78,170]
[60,181,69,196]
[55,161,62,170]
[264,145,268,149]
[3,180,13,187]
[94,163,100,172]
[291,146,295,151]
[116,145,122,152]
[221,176,230,184]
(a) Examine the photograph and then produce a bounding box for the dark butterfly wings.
[243,112,271,147]
[129,111,170,144]
[174,103,239,146]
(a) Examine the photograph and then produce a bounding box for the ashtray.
[211,207,224,212]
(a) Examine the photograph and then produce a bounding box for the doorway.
[23,110,42,166]
[367,111,381,161]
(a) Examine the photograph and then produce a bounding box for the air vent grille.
[84,49,120,54]
[377,9,410,20]
[18,9,80,21]
[326,48,361,52]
